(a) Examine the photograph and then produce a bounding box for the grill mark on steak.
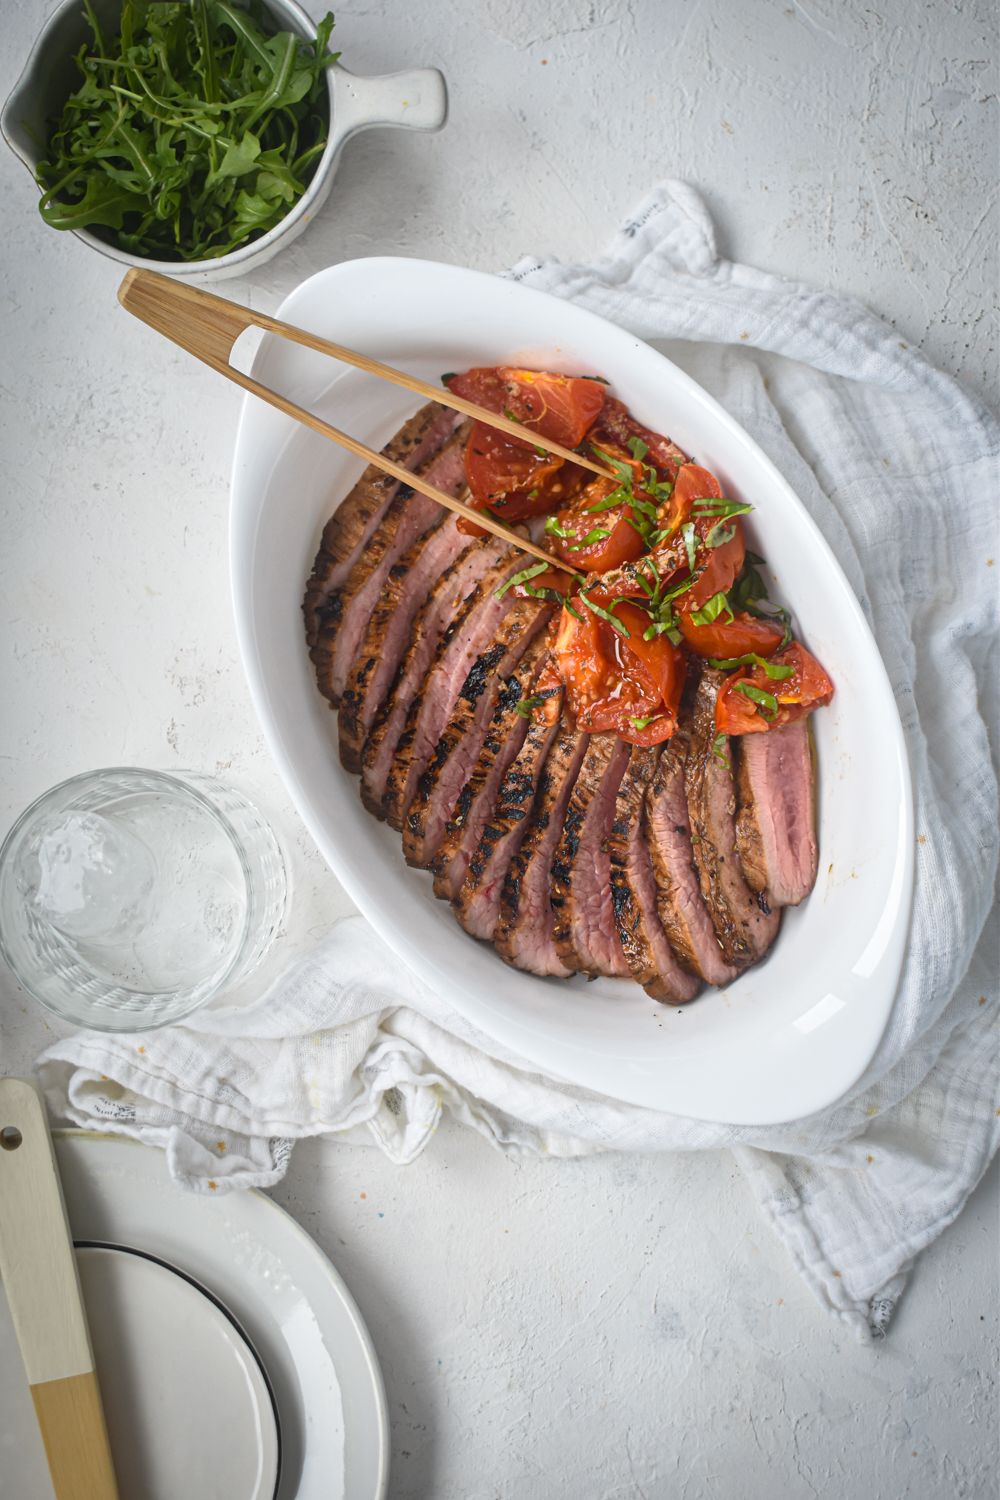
[685,671,781,968]
[402,602,552,869]
[303,402,458,650]
[338,515,470,773]
[312,429,469,709]
[735,721,818,907]
[360,535,512,818]
[550,734,632,977]
[452,673,564,941]
[608,745,701,1003]
[494,722,589,977]
[431,637,550,902]
[378,550,525,831]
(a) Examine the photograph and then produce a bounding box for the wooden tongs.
[117,270,616,571]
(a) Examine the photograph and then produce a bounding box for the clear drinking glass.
[0,768,287,1031]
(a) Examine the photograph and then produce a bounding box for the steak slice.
[453,672,565,940]
[550,734,632,978]
[303,401,458,649]
[432,636,550,901]
[403,601,552,869]
[735,722,818,906]
[608,745,701,1003]
[379,551,525,831]
[494,722,589,978]
[313,428,469,709]
[361,536,512,819]
[339,514,470,773]
[647,731,739,986]
[685,671,781,968]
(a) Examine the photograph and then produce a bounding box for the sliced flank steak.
[403,601,553,869]
[735,721,818,907]
[494,722,589,978]
[379,549,526,831]
[685,671,781,969]
[338,514,470,773]
[431,637,550,902]
[550,734,632,978]
[646,730,739,987]
[452,673,565,941]
[608,745,701,1003]
[303,401,459,650]
[312,428,468,709]
[360,535,513,818]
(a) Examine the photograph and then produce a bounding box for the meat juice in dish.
[303,367,834,1003]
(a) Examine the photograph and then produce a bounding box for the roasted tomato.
[662,465,747,612]
[678,609,786,660]
[548,458,648,573]
[459,422,589,534]
[552,598,685,746]
[715,641,834,735]
[447,367,605,447]
[590,396,687,479]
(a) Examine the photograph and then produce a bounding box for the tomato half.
[591,396,687,478]
[552,598,685,746]
[459,422,589,534]
[715,641,834,735]
[447,367,605,447]
[678,609,785,660]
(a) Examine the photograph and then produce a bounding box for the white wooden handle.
[0,1078,119,1499]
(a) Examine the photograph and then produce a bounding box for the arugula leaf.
[735,682,779,719]
[35,1,340,261]
[495,561,550,598]
[689,591,734,627]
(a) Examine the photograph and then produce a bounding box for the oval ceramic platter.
[230,257,913,1125]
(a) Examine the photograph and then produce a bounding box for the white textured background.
[1,1,997,1496]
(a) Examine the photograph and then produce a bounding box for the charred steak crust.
[379,550,523,832]
[402,601,553,869]
[431,636,550,901]
[608,746,702,1003]
[360,536,512,820]
[550,734,632,978]
[313,426,469,710]
[452,676,565,941]
[735,721,818,907]
[338,512,470,773]
[646,730,739,987]
[303,402,457,650]
[494,723,589,978]
[685,671,781,968]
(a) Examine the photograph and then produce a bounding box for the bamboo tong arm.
[117,269,575,572]
[118,269,616,481]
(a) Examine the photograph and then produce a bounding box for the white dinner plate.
[0,1132,389,1500]
[229,257,913,1125]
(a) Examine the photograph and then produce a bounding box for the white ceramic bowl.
[229,258,914,1125]
[1,0,446,280]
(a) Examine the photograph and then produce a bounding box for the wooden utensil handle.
[0,1079,119,1499]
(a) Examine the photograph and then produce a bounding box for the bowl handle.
[328,64,447,150]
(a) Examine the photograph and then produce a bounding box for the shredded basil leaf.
[495,561,549,598]
[544,515,571,538]
[689,591,734,627]
[568,527,612,551]
[705,520,737,549]
[734,681,779,718]
[515,694,545,719]
[681,521,697,573]
[691,498,754,519]
[579,590,630,637]
[708,653,795,680]
[712,731,731,769]
[564,599,583,621]
[627,436,649,462]
[629,713,662,730]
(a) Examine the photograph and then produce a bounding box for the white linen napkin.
[38,182,999,1339]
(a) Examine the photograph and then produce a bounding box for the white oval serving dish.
[229,257,913,1125]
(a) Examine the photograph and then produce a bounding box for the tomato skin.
[715,641,834,735]
[591,397,687,478]
[678,609,785,660]
[447,367,605,447]
[459,422,589,534]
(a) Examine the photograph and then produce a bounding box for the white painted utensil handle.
[0,1078,119,1500]
[329,64,448,148]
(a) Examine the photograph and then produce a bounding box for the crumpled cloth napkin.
[38,182,999,1339]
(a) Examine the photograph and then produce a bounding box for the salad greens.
[36,0,339,261]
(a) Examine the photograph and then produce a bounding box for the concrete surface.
[1,0,997,1496]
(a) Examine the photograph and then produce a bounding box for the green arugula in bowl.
[36,0,339,262]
